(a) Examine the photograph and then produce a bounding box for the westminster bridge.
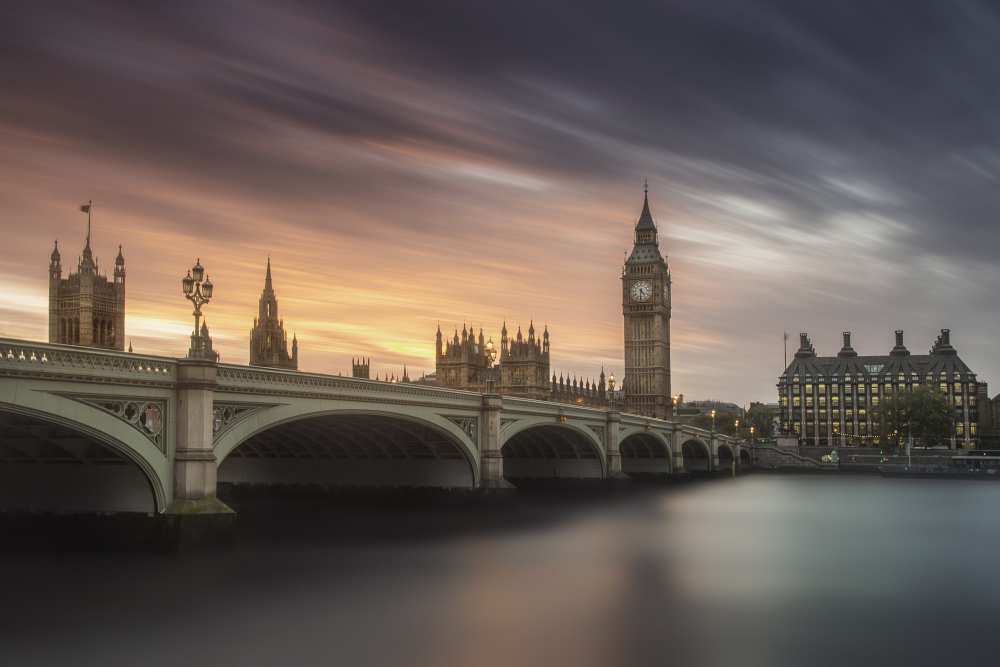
[0,338,745,514]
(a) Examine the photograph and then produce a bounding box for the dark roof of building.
[781,330,976,382]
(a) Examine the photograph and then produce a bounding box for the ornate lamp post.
[710,409,717,432]
[608,372,616,410]
[484,337,498,393]
[181,258,216,360]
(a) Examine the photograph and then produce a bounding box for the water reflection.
[3,476,1000,666]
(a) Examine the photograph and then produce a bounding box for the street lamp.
[710,409,717,432]
[182,258,215,360]
[608,372,616,410]
[485,338,497,367]
[484,337,499,393]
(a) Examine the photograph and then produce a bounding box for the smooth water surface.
[4,475,1000,666]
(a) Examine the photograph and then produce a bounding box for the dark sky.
[2,1,999,402]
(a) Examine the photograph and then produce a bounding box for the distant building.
[352,357,371,379]
[432,323,605,405]
[498,322,550,400]
[249,259,298,370]
[435,324,497,392]
[778,330,982,448]
[48,212,125,350]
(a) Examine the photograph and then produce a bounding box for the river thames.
[3,475,1000,666]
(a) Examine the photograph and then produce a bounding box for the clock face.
[630,281,652,302]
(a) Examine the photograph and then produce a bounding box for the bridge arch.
[619,430,672,477]
[215,406,480,489]
[680,438,712,473]
[717,442,735,472]
[0,402,167,513]
[739,448,752,466]
[500,418,606,482]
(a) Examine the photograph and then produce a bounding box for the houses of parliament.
[423,187,673,417]
[47,191,675,419]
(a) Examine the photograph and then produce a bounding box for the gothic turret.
[49,203,125,350]
[249,258,298,369]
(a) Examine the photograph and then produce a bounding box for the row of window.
[783,382,971,396]
[792,422,977,437]
[783,395,975,408]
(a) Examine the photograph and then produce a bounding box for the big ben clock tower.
[622,185,672,418]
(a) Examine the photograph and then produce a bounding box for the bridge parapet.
[0,338,176,384]
[216,363,481,408]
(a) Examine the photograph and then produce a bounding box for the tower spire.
[264,256,273,292]
[78,200,95,272]
[82,200,92,250]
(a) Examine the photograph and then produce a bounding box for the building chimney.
[794,332,816,358]
[932,328,956,355]
[838,331,858,358]
[890,329,909,357]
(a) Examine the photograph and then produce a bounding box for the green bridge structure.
[0,338,746,515]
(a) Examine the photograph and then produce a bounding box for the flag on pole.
[80,202,91,214]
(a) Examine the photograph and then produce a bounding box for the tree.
[691,412,739,436]
[747,402,775,439]
[873,385,954,451]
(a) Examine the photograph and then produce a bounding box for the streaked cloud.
[1,0,999,402]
